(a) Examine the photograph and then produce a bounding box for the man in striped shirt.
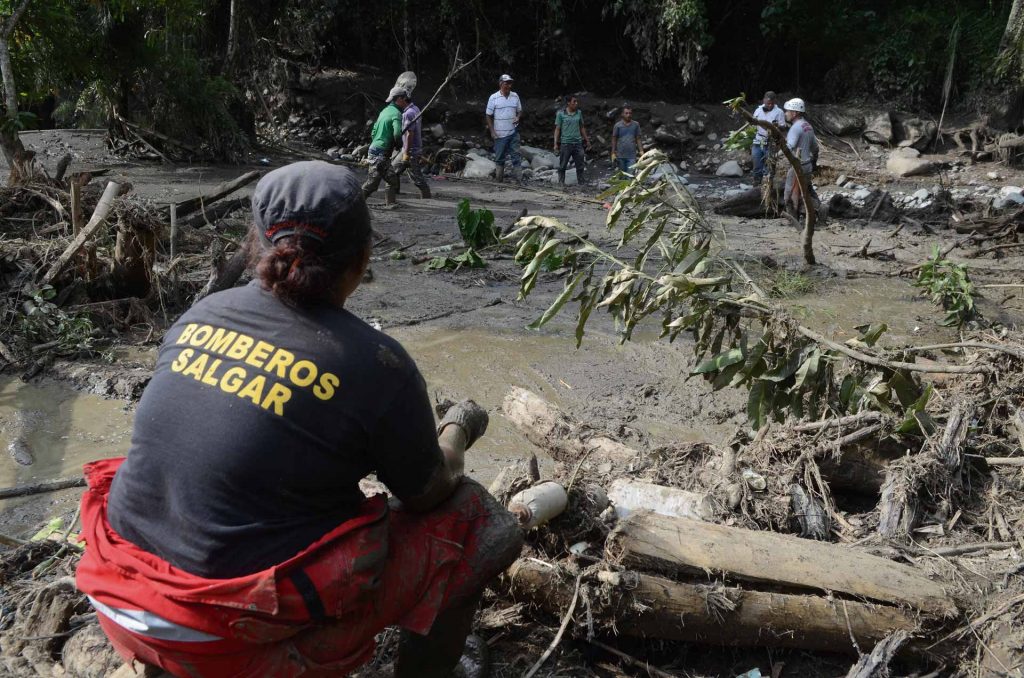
[485,74,523,183]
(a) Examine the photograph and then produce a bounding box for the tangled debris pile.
[0,169,259,385]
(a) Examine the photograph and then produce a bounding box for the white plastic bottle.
[507,482,569,529]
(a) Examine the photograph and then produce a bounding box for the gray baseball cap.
[386,86,409,102]
[253,161,369,249]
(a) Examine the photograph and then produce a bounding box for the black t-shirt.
[107,282,444,578]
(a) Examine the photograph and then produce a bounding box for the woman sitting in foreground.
[76,161,524,677]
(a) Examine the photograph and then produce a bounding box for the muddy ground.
[2,111,1024,676]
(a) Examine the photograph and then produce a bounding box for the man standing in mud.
[485,74,523,183]
[611,105,643,174]
[362,87,409,205]
[392,93,431,199]
[752,91,785,183]
[554,95,591,186]
[782,97,820,217]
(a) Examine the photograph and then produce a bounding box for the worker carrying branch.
[76,162,524,677]
[782,97,820,217]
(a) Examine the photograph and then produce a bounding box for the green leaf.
[792,349,820,391]
[747,381,774,431]
[712,361,744,390]
[528,272,586,330]
[693,347,745,375]
[575,288,599,348]
[762,347,805,383]
[31,517,64,542]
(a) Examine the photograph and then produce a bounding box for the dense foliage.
[1,0,1020,158]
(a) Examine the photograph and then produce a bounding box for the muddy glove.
[436,399,489,448]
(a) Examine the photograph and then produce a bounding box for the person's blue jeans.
[494,131,521,169]
[752,142,769,180]
[615,157,635,173]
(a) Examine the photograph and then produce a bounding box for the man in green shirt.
[362,87,409,205]
[553,95,591,187]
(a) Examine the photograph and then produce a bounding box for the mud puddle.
[1,322,721,534]
[784,276,961,345]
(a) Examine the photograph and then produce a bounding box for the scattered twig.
[797,326,992,375]
[39,181,120,287]
[522,574,582,678]
[587,639,680,678]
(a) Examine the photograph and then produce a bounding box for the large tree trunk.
[225,0,240,75]
[0,0,32,180]
[606,511,957,617]
[1000,0,1024,76]
[507,559,922,655]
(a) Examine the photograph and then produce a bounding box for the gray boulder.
[687,118,705,134]
[428,123,445,138]
[863,112,894,145]
[886,148,935,177]
[462,156,497,179]
[715,160,744,177]
[654,126,686,145]
[444,138,466,150]
[896,117,937,151]
[818,107,865,136]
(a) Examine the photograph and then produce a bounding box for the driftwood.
[180,196,249,229]
[845,630,911,678]
[606,511,957,617]
[163,171,260,220]
[39,181,120,287]
[501,387,638,470]
[878,403,972,539]
[507,559,921,655]
[193,237,252,302]
[0,477,86,500]
[714,187,782,218]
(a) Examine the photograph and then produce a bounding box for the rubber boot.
[512,165,523,185]
[495,165,505,183]
[418,184,432,199]
[557,170,565,187]
[385,184,398,206]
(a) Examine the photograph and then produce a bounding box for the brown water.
[0,276,974,530]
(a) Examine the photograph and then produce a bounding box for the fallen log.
[606,511,956,617]
[163,171,260,220]
[507,559,921,655]
[501,387,638,470]
[0,477,85,501]
[181,196,249,229]
[193,238,253,303]
[39,181,120,287]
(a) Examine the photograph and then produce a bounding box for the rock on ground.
[818,107,865,136]
[897,117,937,151]
[863,112,894,145]
[463,156,497,179]
[716,160,744,177]
[886,148,935,177]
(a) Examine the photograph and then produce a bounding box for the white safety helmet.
[783,98,806,113]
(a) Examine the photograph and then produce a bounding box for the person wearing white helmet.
[782,97,819,216]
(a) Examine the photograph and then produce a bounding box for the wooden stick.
[522,573,582,678]
[797,326,992,374]
[844,630,909,678]
[40,181,120,287]
[868,191,890,223]
[0,477,85,500]
[925,541,1015,557]
[980,457,1024,467]
[402,45,482,133]
[587,639,681,678]
[795,413,887,434]
[900,341,1024,361]
[164,171,260,219]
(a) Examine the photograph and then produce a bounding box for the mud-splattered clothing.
[106,280,445,579]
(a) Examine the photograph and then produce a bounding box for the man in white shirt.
[752,91,785,183]
[485,74,523,183]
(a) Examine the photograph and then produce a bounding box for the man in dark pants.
[363,87,409,205]
[554,95,591,187]
[392,93,431,199]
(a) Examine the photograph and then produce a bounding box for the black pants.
[558,142,585,184]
